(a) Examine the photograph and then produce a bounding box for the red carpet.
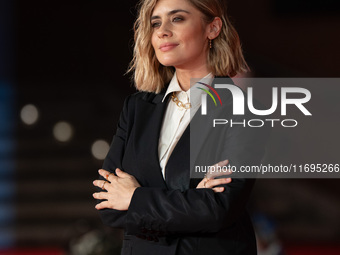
[0,249,64,255]
[286,245,340,255]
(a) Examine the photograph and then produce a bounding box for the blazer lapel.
[164,111,212,191]
[164,125,190,191]
[164,77,234,190]
[133,92,169,189]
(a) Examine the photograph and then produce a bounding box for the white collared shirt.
[158,72,214,179]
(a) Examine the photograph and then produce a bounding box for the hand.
[196,160,232,193]
[93,168,141,211]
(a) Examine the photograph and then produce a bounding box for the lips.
[159,43,179,52]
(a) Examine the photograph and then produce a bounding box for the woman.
[93,0,268,254]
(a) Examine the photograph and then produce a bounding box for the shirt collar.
[162,72,183,102]
[162,72,214,107]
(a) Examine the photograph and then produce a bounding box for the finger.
[93,192,109,200]
[95,201,112,210]
[98,169,112,180]
[212,187,225,193]
[212,159,229,168]
[115,168,130,178]
[106,172,116,182]
[206,159,231,179]
[217,159,229,166]
[93,180,109,190]
[205,178,231,188]
[210,159,229,169]
[197,177,210,189]
[99,169,117,183]
[196,180,205,189]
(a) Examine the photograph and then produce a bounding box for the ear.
[207,17,222,40]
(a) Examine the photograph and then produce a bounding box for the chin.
[159,61,176,67]
[158,58,181,68]
[160,63,175,67]
[156,54,180,67]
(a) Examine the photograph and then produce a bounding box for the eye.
[172,17,183,22]
[151,22,161,28]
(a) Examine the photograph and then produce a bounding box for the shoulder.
[126,84,169,106]
[125,91,161,105]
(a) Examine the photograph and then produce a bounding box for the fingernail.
[116,168,120,172]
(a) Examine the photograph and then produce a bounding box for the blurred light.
[53,121,73,142]
[20,104,39,125]
[0,228,14,249]
[0,206,15,225]
[0,182,15,200]
[91,140,109,160]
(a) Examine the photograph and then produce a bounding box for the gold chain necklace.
[171,92,191,110]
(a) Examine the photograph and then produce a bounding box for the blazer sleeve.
[125,114,270,237]
[97,95,133,229]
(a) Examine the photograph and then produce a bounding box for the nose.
[156,22,173,38]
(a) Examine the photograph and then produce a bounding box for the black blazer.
[98,80,270,255]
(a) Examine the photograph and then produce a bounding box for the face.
[151,0,210,70]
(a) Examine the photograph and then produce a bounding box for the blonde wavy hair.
[128,0,248,93]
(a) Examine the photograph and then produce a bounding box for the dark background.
[0,0,339,254]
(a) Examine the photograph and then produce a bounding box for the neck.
[175,65,211,91]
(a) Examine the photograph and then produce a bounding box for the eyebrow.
[151,9,190,21]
